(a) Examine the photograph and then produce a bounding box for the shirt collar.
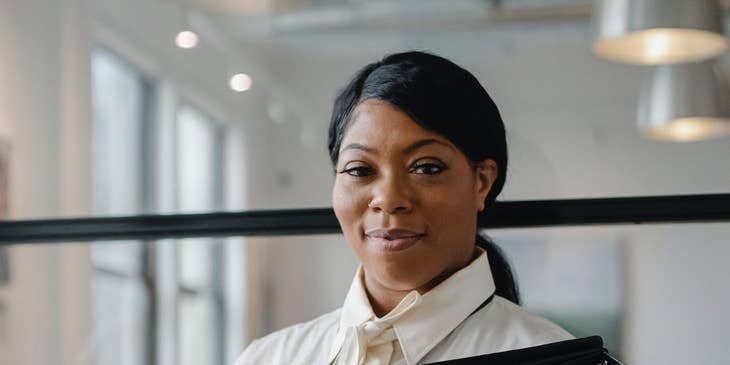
[328,247,496,365]
[327,265,376,363]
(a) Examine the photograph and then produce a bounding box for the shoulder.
[427,296,573,360]
[234,308,341,365]
[482,296,574,345]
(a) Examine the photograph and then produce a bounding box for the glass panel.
[179,293,218,365]
[176,105,218,289]
[0,240,243,365]
[92,271,150,365]
[91,243,144,277]
[174,105,224,364]
[253,226,730,364]
[490,227,624,353]
[176,106,217,214]
[90,48,150,365]
[1,223,729,364]
[91,48,146,217]
[178,238,214,289]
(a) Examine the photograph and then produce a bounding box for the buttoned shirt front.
[235,249,573,365]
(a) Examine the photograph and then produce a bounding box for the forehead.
[342,99,449,149]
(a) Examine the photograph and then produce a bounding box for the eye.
[411,162,447,175]
[338,164,375,177]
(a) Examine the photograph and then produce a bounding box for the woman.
[235,51,572,365]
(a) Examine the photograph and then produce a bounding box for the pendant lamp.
[592,0,728,64]
[638,60,730,141]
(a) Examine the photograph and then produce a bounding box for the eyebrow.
[340,143,375,153]
[403,138,454,154]
[340,138,454,155]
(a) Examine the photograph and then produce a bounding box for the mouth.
[365,228,425,252]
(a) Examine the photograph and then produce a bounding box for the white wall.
[0,1,93,365]
[623,223,730,365]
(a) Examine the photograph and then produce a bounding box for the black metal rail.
[1,193,729,245]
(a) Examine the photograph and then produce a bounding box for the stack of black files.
[426,336,624,365]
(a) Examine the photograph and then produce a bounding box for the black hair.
[327,51,520,305]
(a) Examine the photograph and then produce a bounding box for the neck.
[362,248,481,317]
[363,276,413,318]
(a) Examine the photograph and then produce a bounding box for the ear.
[474,159,498,212]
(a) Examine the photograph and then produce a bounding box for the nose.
[368,173,413,214]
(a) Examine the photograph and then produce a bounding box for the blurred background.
[1,0,730,364]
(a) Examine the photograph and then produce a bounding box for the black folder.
[425,336,624,365]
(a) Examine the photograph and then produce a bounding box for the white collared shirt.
[235,249,573,365]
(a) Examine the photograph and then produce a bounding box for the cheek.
[423,180,479,240]
[332,180,367,241]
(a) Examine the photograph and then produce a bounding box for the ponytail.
[475,234,520,305]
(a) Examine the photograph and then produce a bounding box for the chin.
[370,260,436,292]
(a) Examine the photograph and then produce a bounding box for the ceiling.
[177,0,595,42]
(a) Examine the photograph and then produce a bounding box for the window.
[90,47,153,365]
[91,49,244,365]
[176,105,225,365]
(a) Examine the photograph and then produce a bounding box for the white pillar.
[0,1,93,365]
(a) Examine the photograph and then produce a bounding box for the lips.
[365,228,425,252]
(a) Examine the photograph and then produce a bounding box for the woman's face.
[332,99,497,294]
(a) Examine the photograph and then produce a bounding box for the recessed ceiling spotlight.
[175,30,199,49]
[230,73,253,92]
